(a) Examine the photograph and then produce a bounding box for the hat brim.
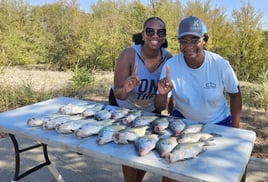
[178,32,202,39]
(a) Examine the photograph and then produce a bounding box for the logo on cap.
[192,20,201,30]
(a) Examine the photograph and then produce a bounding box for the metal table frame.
[8,134,64,182]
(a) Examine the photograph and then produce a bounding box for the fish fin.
[210,132,222,137]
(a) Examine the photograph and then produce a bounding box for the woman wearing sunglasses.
[108,17,175,182]
[155,16,241,129]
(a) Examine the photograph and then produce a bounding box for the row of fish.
[27,101,220,163]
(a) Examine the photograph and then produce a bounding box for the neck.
[142,45,161,58]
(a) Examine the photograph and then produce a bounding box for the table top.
[0,97,256,182]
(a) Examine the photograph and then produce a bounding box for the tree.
[231,1,265,82]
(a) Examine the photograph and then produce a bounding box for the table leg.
[8,134,64,182]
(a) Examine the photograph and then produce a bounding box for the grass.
[0,66,267,159]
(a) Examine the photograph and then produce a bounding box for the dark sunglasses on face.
[145,27,166,37]
[178,38,201,46]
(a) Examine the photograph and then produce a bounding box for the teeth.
[151,40,158,45]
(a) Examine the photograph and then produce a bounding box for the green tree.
[231,1,265,82]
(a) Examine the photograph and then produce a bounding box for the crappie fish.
[166,142,207,163]
[122,110,142,124]
[113,126,150,144]
[81,103,104,118]
[134,134,159,156]
[59,102,95,115]
[168,118,186,136]
[56,119,94,134]
[74,119,115,138]
[94,109,112,120]
[27,113,65,127]
[96,124,127,145]
[110,108,130,120]
[182,123,204,134]
[43,115,82,130]
[27,116,51,127]
[177,132,219,144]
[152,117,169,134]
[132,115,159,127]
[156,137,178,158]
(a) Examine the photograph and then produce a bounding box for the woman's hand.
[158,65,173,95]
[123,63,141,93]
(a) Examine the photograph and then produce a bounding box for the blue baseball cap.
[178,16,207,39]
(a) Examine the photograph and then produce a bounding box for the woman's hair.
[203,33,209,43]
[143,16,166,29]
[132,16,168,48]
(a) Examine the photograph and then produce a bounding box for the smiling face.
[179,35,206,68]
[142,18,166,50]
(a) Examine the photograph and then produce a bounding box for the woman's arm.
[228,86,242,128]
[113,48,140,100]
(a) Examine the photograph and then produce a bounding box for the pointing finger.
[165,65,171,83]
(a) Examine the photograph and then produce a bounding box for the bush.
[71,67,95,88]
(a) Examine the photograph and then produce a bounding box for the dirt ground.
[0,67,267,159]
[240,106,268,159]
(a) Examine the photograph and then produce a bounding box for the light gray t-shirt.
[160,50,239,123]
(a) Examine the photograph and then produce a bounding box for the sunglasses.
[145,27,166,37]
[178,38,201,46]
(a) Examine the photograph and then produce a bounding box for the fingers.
[165,65,171,84]
[158,65,172,92]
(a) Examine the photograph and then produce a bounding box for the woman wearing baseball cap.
[156,16,244,182]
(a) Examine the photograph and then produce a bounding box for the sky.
[27,0,268,29]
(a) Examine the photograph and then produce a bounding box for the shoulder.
[205,51,230,64]
[166,54,181,63]
[165,50,173,60]
[205,51,233,72]
[205,50,225,61]
[118,46,136,60]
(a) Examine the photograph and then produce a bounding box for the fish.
[27,116,50,127]
[59,102,95,115]
[177,132,220,144]
[156,137,178,158]
[56,119,94,134]
[27,113,65,127]
[81,103,104,118]
[168,117,186,136]
[43,115,82,130]
[134,134,159,156]
[94,109,112,120]
[132,115,159,127]
[165,142,207,163]
[74,119,115,138]
[122,110,142,124]
[112,125,150,144]
[151,117,170,134]
[96,124,127,145]
[110,108,130,120]
[182,123,204,134]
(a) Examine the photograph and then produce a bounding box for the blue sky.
[27,0,267,29]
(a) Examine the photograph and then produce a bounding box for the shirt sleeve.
[223,61,239,93]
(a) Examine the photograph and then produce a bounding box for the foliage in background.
[0,0,267,82]
[71,65,95,88]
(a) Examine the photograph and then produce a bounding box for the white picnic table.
[0,97,256,182]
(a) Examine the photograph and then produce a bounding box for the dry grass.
[0,67,267,159]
